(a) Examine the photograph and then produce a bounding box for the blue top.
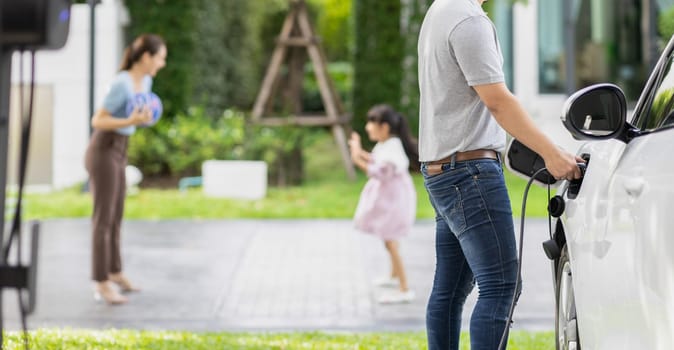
[102,71,153,135]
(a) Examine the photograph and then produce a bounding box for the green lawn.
[20,170,551,220]
[4,330,555,349]
[17,132,553,220]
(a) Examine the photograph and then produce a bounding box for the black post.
[0,50,12,248]
[563,0,576,95]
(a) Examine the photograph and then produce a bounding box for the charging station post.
[0,1,72,346]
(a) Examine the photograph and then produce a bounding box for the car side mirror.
[562,83,627,140]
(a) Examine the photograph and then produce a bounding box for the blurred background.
[7,0,674,192]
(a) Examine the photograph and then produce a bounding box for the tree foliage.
[309,0,353,61]
[400,0,435,134]
[352,0,404,136]
[659,5,674,40]
[352,0,437,137]
[125,1,196,120]
[125,1,282,119]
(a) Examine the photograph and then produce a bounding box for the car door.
[566,46,674,350]
[604,51,674,349]
[606,125,674,350]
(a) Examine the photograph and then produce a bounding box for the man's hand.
[543,148,585,181]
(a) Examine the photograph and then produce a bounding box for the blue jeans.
[422,158,519,350]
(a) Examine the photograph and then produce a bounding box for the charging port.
[567,154,590,199]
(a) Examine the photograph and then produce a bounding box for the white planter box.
[202,160,267,200]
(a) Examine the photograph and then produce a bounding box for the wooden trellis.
[251,0,355,180]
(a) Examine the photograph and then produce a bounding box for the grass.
[20,171,551,220]
[17,132,553,220]
[4,330,555,349]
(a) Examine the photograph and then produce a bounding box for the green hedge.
[352,0,404,137]
[125,1,197,120]
[400,0,434,133]
[190,1,255,116]
[660,6,674,40]
[352,0,437,137]
[124,1,291,119]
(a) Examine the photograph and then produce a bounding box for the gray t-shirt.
[417,0,506,162]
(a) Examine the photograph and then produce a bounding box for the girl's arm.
[348,132,371,172]
[351,148,371,172]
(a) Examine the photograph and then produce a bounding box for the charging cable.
[497,167,551,349]
[498,163,586,349]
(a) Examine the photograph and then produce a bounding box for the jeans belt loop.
[450,153,456,169]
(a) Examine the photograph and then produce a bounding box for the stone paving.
[2,218,556,332]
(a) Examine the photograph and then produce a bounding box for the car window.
[634,55,674,130]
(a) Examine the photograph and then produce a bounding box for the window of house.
[538,0,647,101]
[490,0,514,90]
[538,0,565,93]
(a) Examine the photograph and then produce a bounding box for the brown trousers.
[85,130,128,282]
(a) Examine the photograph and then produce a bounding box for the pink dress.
[353,137,416,240]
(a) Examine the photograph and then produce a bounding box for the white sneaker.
[372,276,400,288]
[378,290,415,304]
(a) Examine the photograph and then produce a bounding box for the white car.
[509,38,674,349]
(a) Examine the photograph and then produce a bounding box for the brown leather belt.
[425,149,498,176]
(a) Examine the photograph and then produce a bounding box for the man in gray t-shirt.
[418,1,582,349]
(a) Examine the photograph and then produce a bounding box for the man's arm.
[473,82,583,180]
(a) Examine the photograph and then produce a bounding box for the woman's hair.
[119,34,165,71]
[367,104,420,171]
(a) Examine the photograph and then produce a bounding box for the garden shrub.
[660,6,674,41]
[352,0,404,137]
[128,109,318,186]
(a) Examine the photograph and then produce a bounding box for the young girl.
[85,34,167,305]
[348,104,418,304]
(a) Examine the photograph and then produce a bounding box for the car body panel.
[561,123,674,350]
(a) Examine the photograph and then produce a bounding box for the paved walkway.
[3,218,556,332]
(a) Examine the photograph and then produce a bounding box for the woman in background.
[85,34,166,305]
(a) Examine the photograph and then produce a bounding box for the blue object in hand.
[125,92,163,127]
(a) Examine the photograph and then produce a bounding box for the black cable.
[498,167,552,350]
[547,177,553,240]
[17,50,36,350]
[1,50,35,350]
[4,51,35,264]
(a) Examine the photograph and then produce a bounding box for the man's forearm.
[488,95,560,161]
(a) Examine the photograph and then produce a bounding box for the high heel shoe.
[109,273,141,293]
[94,282,128,305]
